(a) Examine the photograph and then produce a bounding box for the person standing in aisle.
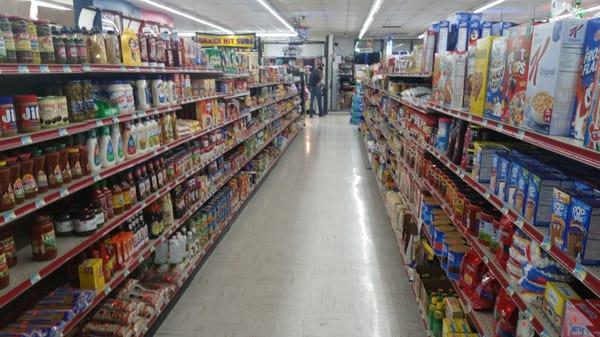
[309,65,324,117]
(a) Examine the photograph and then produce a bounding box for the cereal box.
[468,21,482,49]
[437,21,450,53]
[432,53,443,103]
[550,188,572,248]
[515,164,531,215]
[524,167,574,227]
[437,52,467,109]
[502,23,533,126]
[524,19,587,135]
[470,37,495,116]
[543,281,581,330]
[565,191,600,265]
[485,36,508,120]
[423,29,436,74]
[456,20,469,52]
[562,300,600,337]
[572,18,600,140]
[463,46,477,110]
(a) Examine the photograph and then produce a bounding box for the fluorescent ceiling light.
[418,33,425,39]
[549,4,600,21]
[26,0,71,10]
[255,0,296,33]
[473,0,506,13]
[139,0,233,34]
[359,0,384,40]
[256,32,297,37]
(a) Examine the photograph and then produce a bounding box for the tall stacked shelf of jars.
[0,8,303,337]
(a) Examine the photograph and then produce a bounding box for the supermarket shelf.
[241,93,300,114]
[248,81,294,89]
[0,105,301,309]
[386,73,432,78]
[221,73,251,79]
[0,63,223,75]
[179,93,228,104]
[224,91,251,99]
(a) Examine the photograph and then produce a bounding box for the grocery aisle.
[155,115,425,337]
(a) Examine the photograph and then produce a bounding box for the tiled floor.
[155,115,425,337]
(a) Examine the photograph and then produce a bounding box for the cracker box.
[565,191,600,265]
[562,299,600,337]
[463,47,477,110]
[572,18,600,140]
[543,281,581,331]
[485,36,508,120]
[502,23,533,126]
[524,167,574,226]
[524,19,587,135]
[470,37,495,116]
[550,188,572,248]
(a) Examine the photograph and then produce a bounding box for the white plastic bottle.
[134,77,150,110]
[168,237,179,265]
[86,129,101,173]
[167,79,177,105]
[151,77,165,107]
[123,82,135,113]
[99,126,116,168]
[135,119,147,154]
[142,118,152,149]
[155,240,169,265]
[111,124,125,163]
[122,122,137,160]
[150,117,160,149]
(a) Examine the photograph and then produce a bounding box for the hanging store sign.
[196,33,257,48]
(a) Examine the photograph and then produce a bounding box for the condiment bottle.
[134,167,146,199]
[111,180,124,215]
[78,145,90,176]
[6,157,24,204]
[52,26,66,64]
[87,129,101,173]
[141,165,151,195]
[36,20,54,64]
[10,17,32,64]
[62,28,78,64]
[91,199,104,228]
[44,145,63,189]
[125,171,137,205]
[0,15,17,63]
[68,147,82,179]
[0,161,14,211]
[120,176,131,211]
[31,214,57,261]
[54,212,74,236]
[19,152,37,199]
[0,231,17,267]
[0,251,7,289]
[57,143,71,184]
[147,163,157,193]
[155,159,164,186]
[32,148,48,193]
[92,183,108,221]
[73,28,87,64]
[75,207,97,236]
[101,181,114,219]
[122,122,137,160]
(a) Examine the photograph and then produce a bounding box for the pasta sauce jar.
[30,214,57,261]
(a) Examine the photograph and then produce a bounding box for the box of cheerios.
[525,19,587,136]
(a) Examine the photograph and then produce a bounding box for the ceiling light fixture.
[359,0,384,40]
[418,33,425,39]
[255,0,296,34]
[256,32,297,37]
[139,0,233,34]
[473,0,506,13]
[25,0,71,11]
[550,4,600,21]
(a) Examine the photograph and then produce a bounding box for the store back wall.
[263,43,325,58]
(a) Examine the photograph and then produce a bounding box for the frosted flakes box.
[524,19,587,135]
[565,191,600,265]
[572,18,600,140]
[485,36,508,120]
[470,37,495,116]
[468,21,482,49]
[502,24,533,126]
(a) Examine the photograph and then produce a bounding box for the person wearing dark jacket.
[308,66,324,117]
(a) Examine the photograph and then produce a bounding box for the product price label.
[20,135,32,145]
[34,199,45,209]
[95,120,104,127]
[481,119,488,127]
[515,218,524,229]
[501,206,509,215]
[482,255,489,265]
[484,191,491,199]
[62,65,72,73]
[17,65,29,74]
[92,175,101,183]
[119,66,126,72]
[39,65,49,73]
[123,269,129,277]
[134,67,140,72]
[573,263,587,282]
[58,128,68,137]
[506,285,515,296]
[104,286,111,296]
[59,187,69,197]
[3,211,15,222]
[138,255,144,264]
[517,130,525,140]
[467,115,473,122]
[541,236,552,251]
[496,123,504,132]
[82,65,92,72]
[112,117,119,124]
[29,273,41,285]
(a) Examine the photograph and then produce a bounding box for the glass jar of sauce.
[75,208,96,236]
[52,26,66,64]
[0,231,17,267]
[68,147,82,179]
[14,95,41,133]
[31,214,57,261]
[54,212,74,236]
[36,20,54,64]
[26,19,40,64]
[0,15,17,63]
[9,17,32,64]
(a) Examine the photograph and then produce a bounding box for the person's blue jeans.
[310,87,323,117]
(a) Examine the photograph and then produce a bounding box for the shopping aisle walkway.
[155,115,425,337]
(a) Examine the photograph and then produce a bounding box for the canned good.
[0,96,17,137]
[447,245,469,280]
[14,95,40,133]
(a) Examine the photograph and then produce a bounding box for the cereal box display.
[484,36,508,120]
[524,167,574,227]
[565,191,600,265]
[463,47,477,110]
[572,18,600,140]
[502,23,533,126]
[440,52,467,109]
[524,19,587,136]
[469,37,495,116]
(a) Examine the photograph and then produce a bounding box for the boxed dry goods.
[524,19,587,136]
[502,24,533,126]
[562,299,600,337]
[565,191,600,265]
[438,52,467,109]
[524,167,573,226]
[543,281,580,330]
[485,37,508,120]
[423,30,436,74]
[463,47,477,110]
[469,37,495,116]
[550,188,571,249]
[445,297,464,318]
[572,18,600,140]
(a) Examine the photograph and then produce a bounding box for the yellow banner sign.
[196,33,256,48]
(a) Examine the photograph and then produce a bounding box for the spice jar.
[36,20,54,64]
[0,251,7,289]
[0,231,17,267]
[19,152,37,199]
[9,17,32,63]
[52,26,66,64]
[0,96,17,137]
[68,147,82,179]
[57,143,71,184]
[44,145,63,189]
[0,15,17,63]
[26,19,40,64]
[6,157,24,205]
[0,161,14,211]
[75,208,97,236]
[31,214,57,261]
[54,212,73,236]
[32,148,48,193]
[14,95,41,133]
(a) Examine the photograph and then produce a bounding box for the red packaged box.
[562,299,600,337]
[501,23,533,126]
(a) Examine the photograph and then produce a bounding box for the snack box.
[472,142,507,184]
[550,188,572,249]
[470,37,495,116]
[524,19,587,135]
[565,191,600,265]
[445,297,464,319]
[562,299,600,337]
[502,23,534,126]
[525,167,574,226]
[543,281,581,331]
[485,36,508,120]
[572,18,600,140]
[463,46,477,110]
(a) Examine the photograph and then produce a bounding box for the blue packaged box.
[482,21,494,38]
[469,21,482,48]
[492,22,504,36]
[516,164,531,215]
[497,154,511,201]
[448,12,472,25]
[470,13,483,22]
[525,168,574,226]
[565,191,600,265]
[507,158,524,206]
[456,20,469,52]
[437,21,450,53]
[550,188,572,248]
[572,18,600,140]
